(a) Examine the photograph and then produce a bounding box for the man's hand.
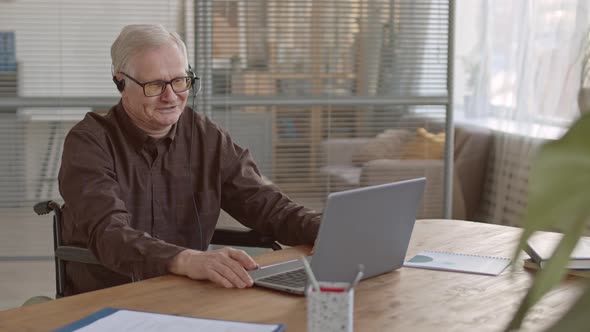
[168,247,259,288]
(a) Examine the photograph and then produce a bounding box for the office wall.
[0,0,182,97]
[0,0,189,205]
[0,114,25,206]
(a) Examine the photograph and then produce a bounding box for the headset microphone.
[112,76,125,92]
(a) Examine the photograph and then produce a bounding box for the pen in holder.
[302,257,363,332]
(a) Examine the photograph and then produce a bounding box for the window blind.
[201,0,452,215]
[0,0,452,287]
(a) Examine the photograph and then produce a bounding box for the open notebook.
[404,250,511,276]
[525,236,590,269]
[55,308,284,332]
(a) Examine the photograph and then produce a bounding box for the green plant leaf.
[544,282,590,332]
[505,112,590,331]
[507,220,586,331]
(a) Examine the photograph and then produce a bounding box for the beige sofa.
[319,124,492,220]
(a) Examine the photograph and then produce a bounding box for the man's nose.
[160,83,176,101]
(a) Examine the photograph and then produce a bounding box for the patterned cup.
[306,281,354,332]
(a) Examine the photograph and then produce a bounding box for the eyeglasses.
[120,72,196,97]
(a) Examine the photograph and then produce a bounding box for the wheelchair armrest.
[34,200,61,215]
[55,246,100,265]
[211,227,282,251]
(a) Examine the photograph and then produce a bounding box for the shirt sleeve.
[59,128,185,281]
[217,129,321,246]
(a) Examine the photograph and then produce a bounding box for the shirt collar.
[114,101,177,152]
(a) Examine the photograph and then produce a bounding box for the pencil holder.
[306,281,354,332]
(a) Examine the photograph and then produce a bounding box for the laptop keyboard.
[258,268,308,289]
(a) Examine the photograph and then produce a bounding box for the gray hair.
[111,24,188,75]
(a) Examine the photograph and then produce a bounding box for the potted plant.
[504,111,590,331]
[504,27,590,331]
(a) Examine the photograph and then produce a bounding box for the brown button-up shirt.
[59,102,321,295]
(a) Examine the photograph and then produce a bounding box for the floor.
[0,207,55,310]
[0,260,54,310]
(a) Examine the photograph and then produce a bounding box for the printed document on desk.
[404,250,511,276]
[55,308,285,332]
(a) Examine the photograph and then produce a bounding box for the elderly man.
[59,24,320,295]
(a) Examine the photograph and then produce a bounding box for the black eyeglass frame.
[120,72,198,97]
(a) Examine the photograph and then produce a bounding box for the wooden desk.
[0,220,585,332]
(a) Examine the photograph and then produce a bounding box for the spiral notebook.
[403,250,511,276]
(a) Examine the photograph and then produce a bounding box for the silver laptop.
[248,177,426,295]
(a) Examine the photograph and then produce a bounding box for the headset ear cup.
[187,65,197,86]
[187,65,200,97]
[112,76,125,92]
[187,69,196,96]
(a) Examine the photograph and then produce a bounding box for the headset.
[111,64,200,94]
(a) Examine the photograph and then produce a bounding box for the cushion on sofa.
[350,129,411,166]
[401,128,445,160]
[350,128,445,166]
[400,128,445,160]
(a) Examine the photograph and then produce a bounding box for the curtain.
[455,0,590,225]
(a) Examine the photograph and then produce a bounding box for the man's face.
[119,42,189,135]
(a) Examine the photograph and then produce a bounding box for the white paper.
[403,250,511,276]
[74,310,280,332]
